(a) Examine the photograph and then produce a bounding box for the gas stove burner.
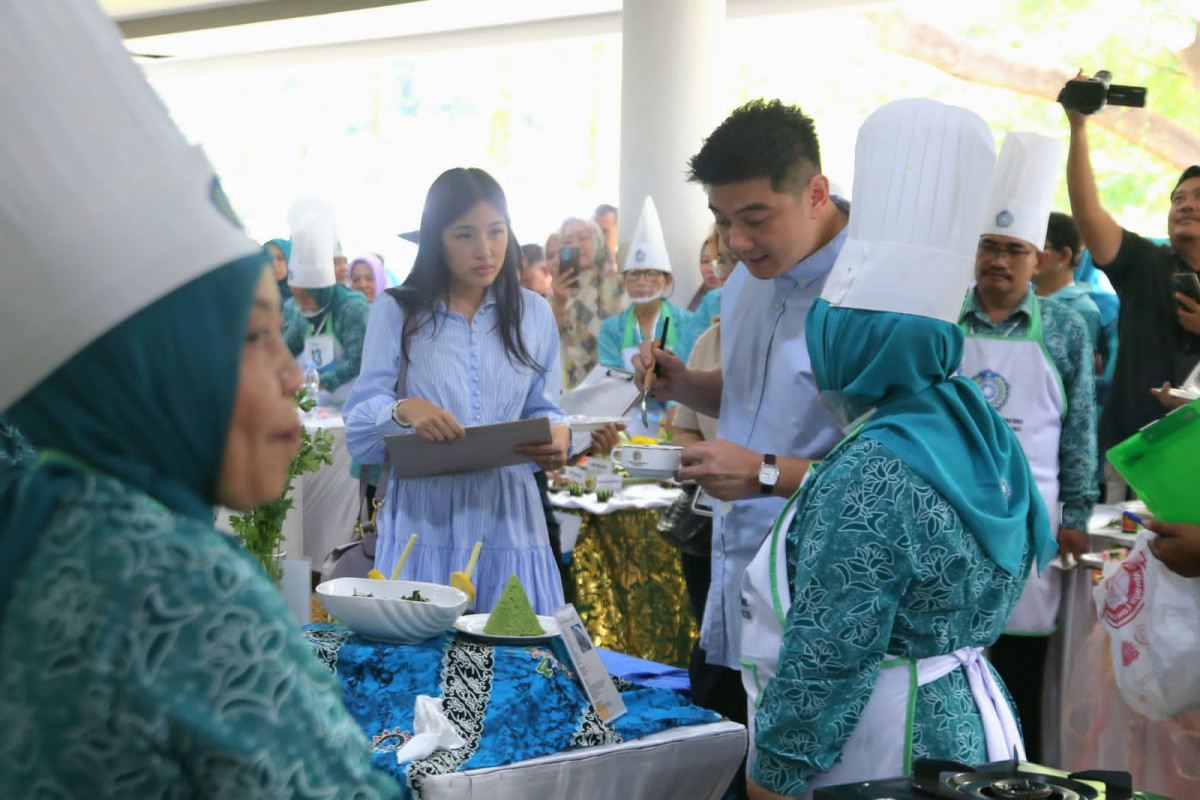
[987,778,1057,799]
[944,772,1092,800]
[813,759,1144,800]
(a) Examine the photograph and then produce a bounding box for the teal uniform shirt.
[753,437,1029,794]
[0,472,401,799]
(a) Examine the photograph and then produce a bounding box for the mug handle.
[610,447,624,468]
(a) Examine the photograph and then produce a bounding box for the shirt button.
[748,404,756,412]
[798,279,808,288]
[714,551,725,560]
[774,303,782,310]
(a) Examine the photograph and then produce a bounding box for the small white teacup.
[610,444,682,478]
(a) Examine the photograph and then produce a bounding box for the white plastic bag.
[1093,531,1200,720]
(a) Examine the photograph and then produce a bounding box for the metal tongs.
[621,316,671,427]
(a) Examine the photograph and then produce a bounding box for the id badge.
[305,334,336,369]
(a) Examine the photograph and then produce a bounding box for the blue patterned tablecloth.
[303,625,721,799]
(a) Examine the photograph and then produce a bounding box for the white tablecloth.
[422,720,746,800]
[548,483,682,515]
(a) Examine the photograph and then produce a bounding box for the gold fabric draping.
[564,508,697,667]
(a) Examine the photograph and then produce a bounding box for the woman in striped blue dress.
[344,168,570,615]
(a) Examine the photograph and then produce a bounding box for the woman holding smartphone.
[550,216,624,388]
[344,168,571,615]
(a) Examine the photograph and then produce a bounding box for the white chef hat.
[621,196,672,275]
[286,197,339,289]
[820,98,996,323]
[0,0,261,412]
[979,132,1063,249]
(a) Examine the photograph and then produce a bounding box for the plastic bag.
[1093,531,1200,720]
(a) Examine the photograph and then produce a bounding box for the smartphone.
[1171,272,1200,304]
[690,487,715,518]
[559,246,581,279]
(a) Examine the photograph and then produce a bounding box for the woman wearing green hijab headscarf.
[742,100,1054,799]
[0,258,400,799]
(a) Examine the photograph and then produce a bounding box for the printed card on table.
[553,604,627,723]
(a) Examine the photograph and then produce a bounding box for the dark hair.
[688,99,821,193]
[594,203,618,219]
[521,242,544,267]
[1174,165,1200,195]
[1045,211,1082,267]
[387,167,538,371]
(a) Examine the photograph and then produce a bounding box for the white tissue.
[394,695,467,764]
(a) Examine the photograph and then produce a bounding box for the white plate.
[567,415,626,432]
[1168,387,1200,401]
[452,613,561,643]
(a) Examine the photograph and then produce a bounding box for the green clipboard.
[1106,398,1200,523]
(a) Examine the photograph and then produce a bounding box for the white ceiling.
[100,0,871,65]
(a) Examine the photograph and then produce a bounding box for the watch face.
[758,463,780,485]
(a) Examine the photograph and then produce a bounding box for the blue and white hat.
[621,196,672,275]
[0,0,260,412]
[980,132,1062,249]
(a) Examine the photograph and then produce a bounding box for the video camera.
[1057,71,1147,115]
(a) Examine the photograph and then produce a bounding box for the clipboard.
[1106,398,1200,522]
[384,417,552,479]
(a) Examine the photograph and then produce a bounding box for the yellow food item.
[483,574,543,636]
[629,435,659,445]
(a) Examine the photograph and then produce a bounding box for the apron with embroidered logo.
[959,294,1065,634]
[619,302,678,439]
[739,435,1024,797]
[300,314,352,407]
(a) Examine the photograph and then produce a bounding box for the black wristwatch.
[758,453,780,495]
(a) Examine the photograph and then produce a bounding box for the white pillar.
[619,0,725,309]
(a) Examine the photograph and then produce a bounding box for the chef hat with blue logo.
[0,0,260,412]
[621,196,672,275]
[820,99,996,323]
[980,132,1062,249]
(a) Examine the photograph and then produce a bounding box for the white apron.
[960,294,1065,634]
[740,468,1024,797]
[299,314,354,408]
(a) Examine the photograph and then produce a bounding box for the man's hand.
[1145,519,1200,578]
[1057,527,1089,566]
[589,422,623,455]
[1150,381,1189,411]
[394,398,467,443]
[676,439,762,501]
[517,423,572,472]
[1062,70,1091,128]
[632,340,690,404]
[1176,292,1200,335]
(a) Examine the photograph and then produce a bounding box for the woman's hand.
[393,398,467,443]
[517,423,572,472]
[589,423,624,455]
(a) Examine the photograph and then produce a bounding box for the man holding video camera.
[1062,73,1200,485]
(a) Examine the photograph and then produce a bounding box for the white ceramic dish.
[567,415,626,432]
[316,577,469,644]
[619,467,679,480]
[452,613,561,644]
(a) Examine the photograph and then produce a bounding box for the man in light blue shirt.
[635,100,846,768]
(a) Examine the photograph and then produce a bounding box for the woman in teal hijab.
[267,236,293,301]
[0,256,399,799]
[747,301,1053,798]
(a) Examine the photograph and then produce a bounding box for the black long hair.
[386,167,539,371]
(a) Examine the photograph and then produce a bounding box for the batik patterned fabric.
[0,474,401,799]
[303,625,721,799]
[0,418,34,470]
[753,437,1030,796]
